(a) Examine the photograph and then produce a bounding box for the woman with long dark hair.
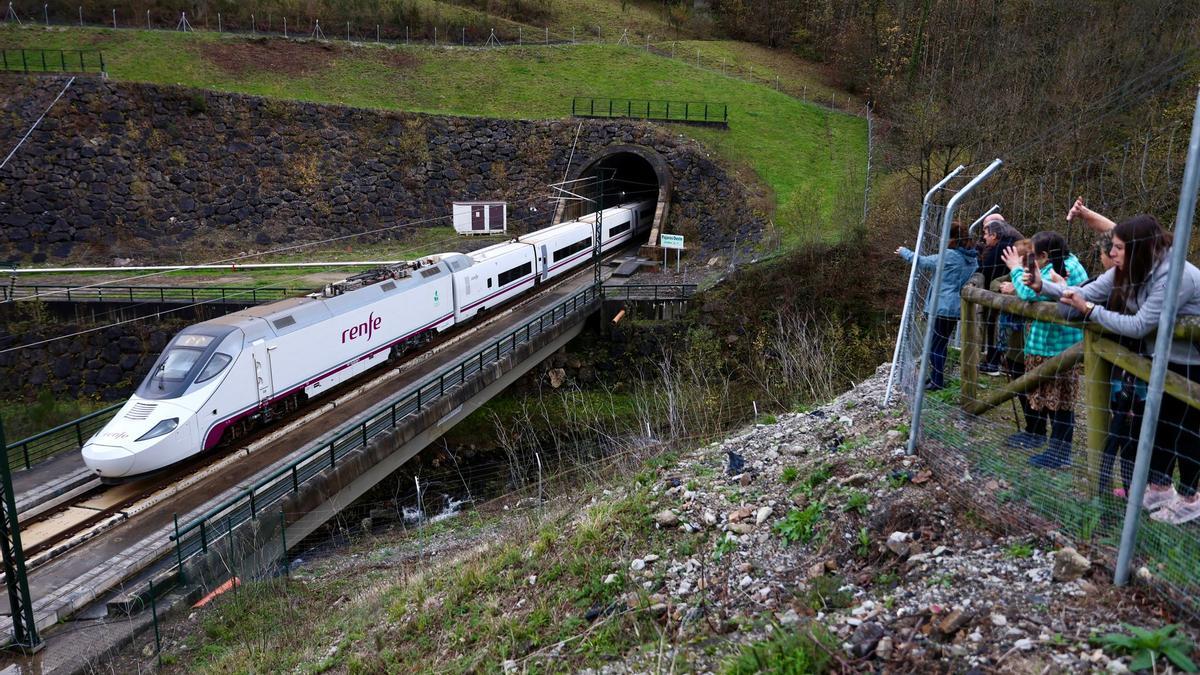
[1030,199,1200,523]
[1002,231,1089,467]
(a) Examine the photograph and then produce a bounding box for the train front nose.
[81,443,136,477]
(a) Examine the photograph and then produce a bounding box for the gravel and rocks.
[607,364,1194,672]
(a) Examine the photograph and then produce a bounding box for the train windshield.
[136,333,220,400]
[160,348,205,382]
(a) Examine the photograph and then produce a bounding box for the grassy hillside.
[1,25,867,245]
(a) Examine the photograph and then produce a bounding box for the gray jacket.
[1040,253,1200,365]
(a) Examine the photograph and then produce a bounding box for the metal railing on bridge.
[6,403,121,471]
[0,48,105,74]
[2,284,303,305]
[572,97,728,126]
[169,284,601,572]
[600,284,697,301]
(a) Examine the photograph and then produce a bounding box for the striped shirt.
[1010,254,1089,357]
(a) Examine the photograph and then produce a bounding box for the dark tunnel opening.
[556,148,670,230]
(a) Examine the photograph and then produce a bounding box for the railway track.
[10,251,633,574]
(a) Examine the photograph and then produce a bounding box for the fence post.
[535,452,543,521]
[884,165,966,405]
[280,509,289,577]
[226,518,236,594]
[1115,89,1200,586]
[1083,329,1108,494]
[173,514,184,580]
[415,477,423,562]
[907,159,1003,456]
[149,577,161,667]
[959,290,979,407]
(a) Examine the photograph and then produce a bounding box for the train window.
[497,262,532,287]
[160,348,204,382]
[420,268,441,278]
[380,281,397,292]
[196,353,233,383]
[608,221,630,237]
[273,316,296,330]
[552,237,592,262]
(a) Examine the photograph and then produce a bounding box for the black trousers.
[1149,362,1200,496]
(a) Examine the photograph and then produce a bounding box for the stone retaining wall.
[0,75,763,264]
[0,310,186,400]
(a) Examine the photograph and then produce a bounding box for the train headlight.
[137,418,179,442]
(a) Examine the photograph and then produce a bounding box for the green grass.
[774,501,824,546]
[0,25,867,244]
[659,39,858,109]
[722,624,836,675]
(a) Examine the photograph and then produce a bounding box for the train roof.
[469,240,532,263]
[197,257,460,341]
[512,200,652,245]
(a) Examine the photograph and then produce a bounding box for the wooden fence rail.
[957,275,1200,489]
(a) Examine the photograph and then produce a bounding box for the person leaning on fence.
[896,220,979,392]
[1001,231,1088,468]
[1080,231,1144,500]
[995,239,1042,446]
[977,216,1024,375]
[1031,198,1200,523]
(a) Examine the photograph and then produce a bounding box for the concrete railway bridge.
[0,209,695,671]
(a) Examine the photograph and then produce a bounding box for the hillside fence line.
[0,4,867,119]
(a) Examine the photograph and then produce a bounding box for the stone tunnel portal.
[552,145,672,257]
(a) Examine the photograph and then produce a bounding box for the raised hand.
[1066,196,1088,222]
[1065,196,1116,234]
[1001,245,1024,271]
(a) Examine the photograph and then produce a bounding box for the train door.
[250,339,274,407]
[538,244,549,282]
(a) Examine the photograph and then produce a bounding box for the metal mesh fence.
[889,95,1200,619]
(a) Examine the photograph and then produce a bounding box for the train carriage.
[452,241,538,322]
[81,200,655,480]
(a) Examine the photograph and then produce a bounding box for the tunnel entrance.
[553,145,672,257]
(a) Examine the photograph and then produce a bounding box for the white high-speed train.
[82,200,655,480]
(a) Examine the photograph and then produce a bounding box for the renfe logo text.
[342,312,382,343]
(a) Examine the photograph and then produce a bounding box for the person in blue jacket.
[897,220,980,391]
